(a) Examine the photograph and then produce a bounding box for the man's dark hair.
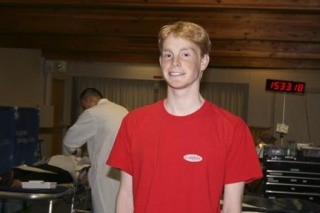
[79,88,103,100]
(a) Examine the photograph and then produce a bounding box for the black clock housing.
[265,79,305,94]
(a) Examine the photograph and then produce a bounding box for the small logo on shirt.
[183,154,203,162]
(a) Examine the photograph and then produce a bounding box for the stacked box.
[0,107,15,173]
[13,107,39,166]
[0,106,39,173]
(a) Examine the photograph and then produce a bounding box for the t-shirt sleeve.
[224,121,263,184]
[107,117,132,175]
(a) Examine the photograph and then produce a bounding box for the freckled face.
[159,34,209,90]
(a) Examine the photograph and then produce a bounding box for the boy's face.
[159,34,209,90]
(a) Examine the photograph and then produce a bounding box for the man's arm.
[221,181,245,213]
[116,171,133,213]
[63,110,96,154]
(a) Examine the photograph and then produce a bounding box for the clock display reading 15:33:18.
[265,79,306,94]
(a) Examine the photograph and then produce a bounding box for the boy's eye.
[162,52,172,59]
[180,51,191,58]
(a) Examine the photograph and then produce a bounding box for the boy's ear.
[200,54,210,71]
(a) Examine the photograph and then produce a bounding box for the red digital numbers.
[266,79,305,94]
[285,82,292,91]
[294,83,305,93]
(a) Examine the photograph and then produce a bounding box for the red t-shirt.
[107,100,262,213]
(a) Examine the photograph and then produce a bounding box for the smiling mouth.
[169,71,185,76]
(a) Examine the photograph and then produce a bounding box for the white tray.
[21,181,57,189]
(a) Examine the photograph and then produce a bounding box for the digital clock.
[265,79,305,94]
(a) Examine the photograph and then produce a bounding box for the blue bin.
[0,107,15,173]
[13,107,40,166]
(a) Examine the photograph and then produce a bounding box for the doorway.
[51,79,65,155]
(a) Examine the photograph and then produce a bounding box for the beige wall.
[0,48,44,107]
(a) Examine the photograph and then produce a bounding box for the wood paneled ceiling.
[0,0,319,69]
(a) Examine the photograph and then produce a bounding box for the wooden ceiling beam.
[0,7,319,42]
[0,1,319,69]
[0,0,319,10]
[42,50,320,69]
[1,35,319,59]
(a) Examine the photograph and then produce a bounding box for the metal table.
[0,185,75,213]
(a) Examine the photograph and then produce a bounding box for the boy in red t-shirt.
[107,21,262,213]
